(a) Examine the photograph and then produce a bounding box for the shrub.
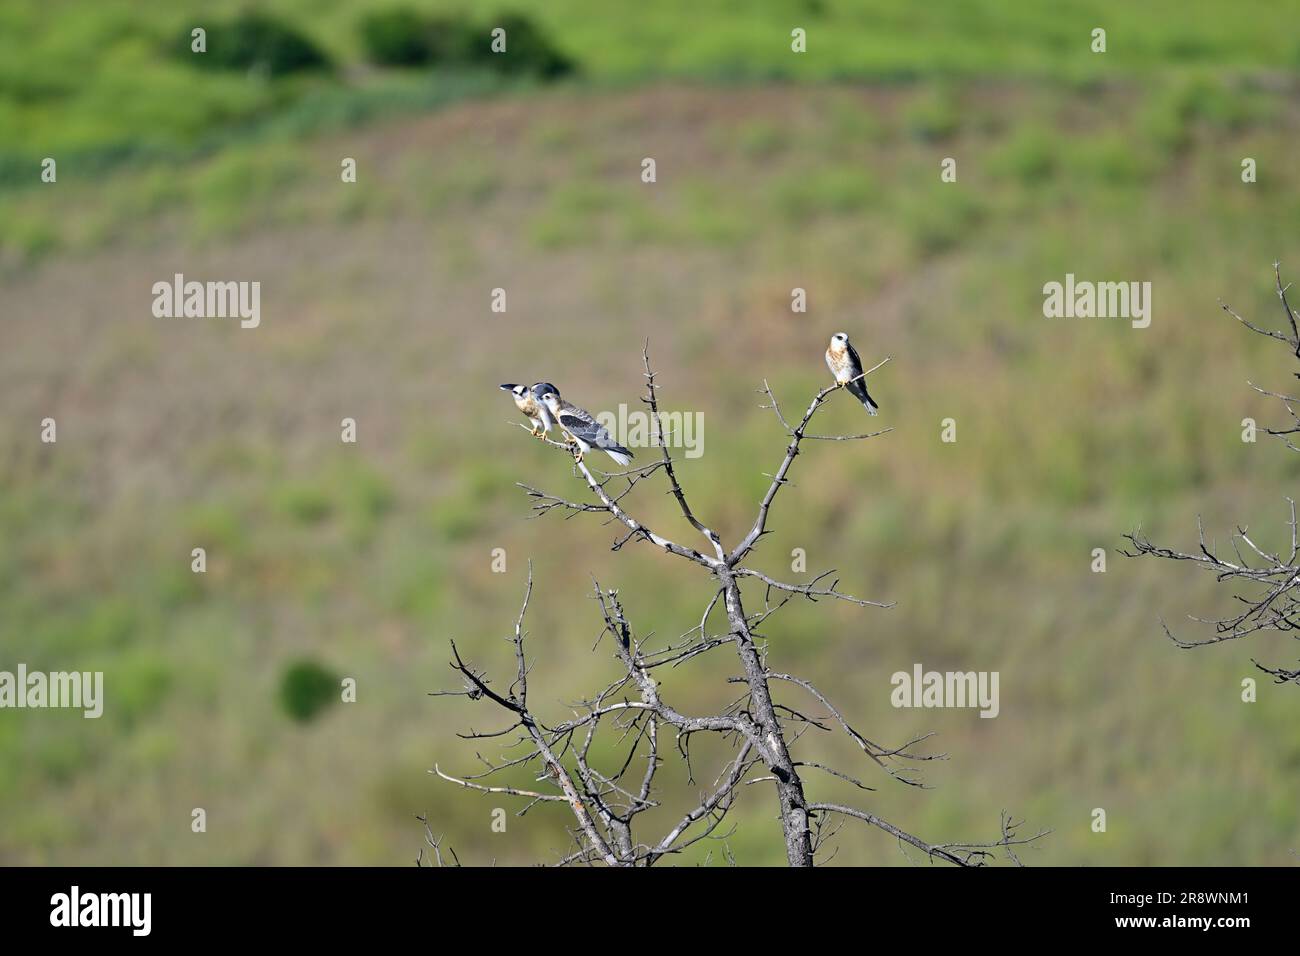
[358,9,473,66]
[357,8,574,78]
[423,15,486,65]
[185,13,331,77]
[359,9,431,67]
[278,660,340,723]
[485,13,575,78]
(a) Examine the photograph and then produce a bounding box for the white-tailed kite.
[825,332,879,415]
[538,390,633,466]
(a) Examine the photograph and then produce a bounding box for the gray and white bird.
[500,382,559,439]
[539,389,634,467]
[824,332,879,415]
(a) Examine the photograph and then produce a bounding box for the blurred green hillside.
[2,2,1299,865]
[2,0,1296,184]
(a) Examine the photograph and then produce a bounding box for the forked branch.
[1126,264,1300,684]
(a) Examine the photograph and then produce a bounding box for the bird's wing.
[557,403,591,425]
[845,339,865,378]
[559,409,621,449]
[558,408,596,435]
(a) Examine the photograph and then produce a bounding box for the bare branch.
[1127,265,1300,683]
[642,343,727,562]
[735,566,894,609]
[732,360,892,567]
[808,803,1049,867]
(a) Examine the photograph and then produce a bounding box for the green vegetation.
[1,1,1293,187]
[359,8,573,76]
[182,13,333,77]
[279,660,342,722]
[359,8,457,67]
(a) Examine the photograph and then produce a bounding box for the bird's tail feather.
[847,380,879,415]
[604,446,633,467]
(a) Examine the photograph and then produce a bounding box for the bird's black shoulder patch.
[845,339,863,372]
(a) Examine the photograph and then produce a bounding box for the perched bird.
[528,382,560,431]
[539,390,634,467]
[824,332,879,415]
[500,382,557,438]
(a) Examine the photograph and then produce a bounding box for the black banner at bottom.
[0,866,1282,940]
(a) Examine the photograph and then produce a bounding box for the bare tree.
[1125,263,1300,686]
[429,347,1046,866]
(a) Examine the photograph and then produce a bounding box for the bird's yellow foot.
[530,427,542,438]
